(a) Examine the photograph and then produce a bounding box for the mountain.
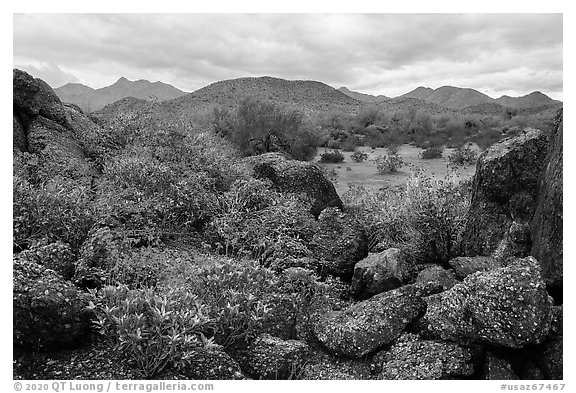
[400,86,493,110]
[55,77,187,112]
[495,91,561,109]
[337,87,389,102]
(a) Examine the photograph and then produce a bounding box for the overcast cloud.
[13,13,563,99]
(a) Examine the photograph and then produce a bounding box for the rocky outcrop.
[17,239,76,280]
[531,111,563,293]
[177,347,244,380]
[448,256,502,280]
[244,153,343,217]
[312,285,426,357]
[416,265,459,291]
[13,258,92,349]
[351,248,416,299]
[240,334,309,379]
[463,129,549,256]
[425,257,553,348]
[13,115,27,152]
[377,333,474,380]
[535,306,563,380]
[483,351,519,380]
[310,207,368,278]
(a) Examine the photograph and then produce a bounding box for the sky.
[13,13,563,100]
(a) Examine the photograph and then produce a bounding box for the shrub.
[17,239,76,279]
[341,135,362,152]
[89,284,216,377]
[344,170,471,266]
[449,145,478,167]
[374,153,404,173]
[319,149,345,163]
[420,146,444,159]
[350,150,369,163]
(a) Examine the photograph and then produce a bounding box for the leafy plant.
[374,153,404,173]
[319,149,344,163]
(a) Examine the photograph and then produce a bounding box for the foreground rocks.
[463,129,549,256]
[378,333,474,380]
[416,265,459,291]
[312,285,426,357]
[351,248,416,299]
[13,259,92,349]
[448,256,502,280]
[426,257,553,348]
[176,347,244,380]
[531,111,563,293]
[244,152,343,217]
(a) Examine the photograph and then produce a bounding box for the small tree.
[375,154,404,173]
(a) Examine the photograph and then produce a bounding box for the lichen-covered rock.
[532,110,563,293]
[483,351,519,380]
[13,258,91,349]
[312,285,426,357]
[310,207,369,278]
[17,239,76,279]
[13,69,68,126]
[425,257,553,348]
[448,256,502,280]
[244,152,343,217]
[378,333,474,380]
[463,129,549,256]
[240,334,309,379]
[493,220,532,261]
[416,265,459,291]
[535,306,563,380]
[177,347,245,380]
[351,248,416,299]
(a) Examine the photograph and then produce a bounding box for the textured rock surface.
[416,265,459,291]
[240,334,309,379]
[426,257,553,348]
[17,239,76,279]
[535,306,563,380]
[310,207,369,278]
[244,152,342,217]
[378,333,474,380]
[177,347,244,380]
[483,351,519,380]
[463,129,549,256]
[312,285,426,357]
[13,259,91,349]
[13,115,27,152]
[448,256,502,280]
[531,111,563,292]
[351,248,416,299]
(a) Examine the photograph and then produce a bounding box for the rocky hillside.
[55,77,187,113]
[495,91,562,109]
[338,87,390,102]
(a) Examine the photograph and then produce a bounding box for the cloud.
[13,13,563,99]
[13,62,80,88]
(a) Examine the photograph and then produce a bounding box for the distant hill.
[400,86,494,110]
[338,87,389,102]
[399,86,561,111]
[495,91,561,109]
[55,77,187,112]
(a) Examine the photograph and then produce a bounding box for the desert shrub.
[449,145,478,167]
[319,149,345,163]
[13,175,94,251]
[344,170,471,265]
[374,153,404,173]
[89,285,216,377]
[420,146,444,159]
[341,135,362,152]
[351,150,369,163]
[355,106,386,128]
[17,238,76,279]
[213,98,319,161]
[473,127,504,150]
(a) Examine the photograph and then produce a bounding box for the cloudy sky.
[13,13,563,99]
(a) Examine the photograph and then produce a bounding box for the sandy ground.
[315,145,478,196]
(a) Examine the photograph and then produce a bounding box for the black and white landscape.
[13,13,562,381]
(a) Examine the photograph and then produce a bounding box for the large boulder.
[244,152,343,217]
[13,258,92,349]
[13,69,68,126]
[416,265,459,291]
[351,248,416,299]
[176,347,244,380]
[463,129,549,256]
[377,333,474,380]
[17,239,76,279]
[531,111,563,293]
[425,257,554,348]
[310,207,369,278]
[240,334,309,379]
[483,351,519,380]
[13,115,27,152]
[312,285,426,357]
[448,256,502,280]
[535,306,563,380]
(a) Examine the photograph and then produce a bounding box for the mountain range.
[55,77,187,112]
